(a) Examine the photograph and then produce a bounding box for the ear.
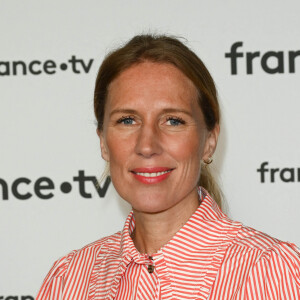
[97,129,110,162]
[202,124,220,161]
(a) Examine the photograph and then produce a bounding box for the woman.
[37,34,300,299]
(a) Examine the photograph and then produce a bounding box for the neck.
[131,188,200,254]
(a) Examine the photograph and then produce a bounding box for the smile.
[131,167,174,184]
[135,170,171,177]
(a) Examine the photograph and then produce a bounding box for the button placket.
[153,252,174,299]
[147,255,155,274]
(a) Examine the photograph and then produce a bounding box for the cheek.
[105,132,133,168]
[165,136,202,187]
[164,132,204,162]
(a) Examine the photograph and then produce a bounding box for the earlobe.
[97,129,110,162]
[202,124,220,161]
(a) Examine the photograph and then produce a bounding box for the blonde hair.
[94,34,222,208]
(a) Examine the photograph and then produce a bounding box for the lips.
[131,167,174,184]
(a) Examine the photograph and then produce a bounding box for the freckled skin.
[98,62,218,216]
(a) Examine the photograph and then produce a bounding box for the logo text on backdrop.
[225,42,300,74]
[0,56,93,76]
[0,296,34,300]
[0,171,111,200]
[257,161,300,183]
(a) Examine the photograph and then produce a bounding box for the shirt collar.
[109,187,242,299]
[119,187,237,263]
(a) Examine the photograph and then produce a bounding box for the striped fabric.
[36,188,300,299]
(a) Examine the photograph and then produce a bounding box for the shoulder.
[223,224,300,295]
[54,231,122,275]
[212,221,300,298]
[233,224,300,256]
[36,231,122,299]
[228,224,300,264]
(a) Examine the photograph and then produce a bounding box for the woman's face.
[99,61,219,213]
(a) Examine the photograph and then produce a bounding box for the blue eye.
[117,116,135,125]
[166,117,185,126]
[123,118,134,125]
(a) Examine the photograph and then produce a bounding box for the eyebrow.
[110,109,137,117]
[109,108,193,117]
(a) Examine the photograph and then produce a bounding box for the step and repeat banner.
[1,0,299,298]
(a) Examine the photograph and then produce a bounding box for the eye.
[166,116,185,126]
[117,116,136,125]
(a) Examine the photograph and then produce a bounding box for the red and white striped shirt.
[37,188,300,299]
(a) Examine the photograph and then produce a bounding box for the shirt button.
[147,265,154,273]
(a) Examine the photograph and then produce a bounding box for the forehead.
[107,61,198,108]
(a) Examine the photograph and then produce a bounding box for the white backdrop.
[0,1,299,298]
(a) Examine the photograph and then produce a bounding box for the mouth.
[130,167,174,184]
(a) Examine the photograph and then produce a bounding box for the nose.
[134,123,163,158]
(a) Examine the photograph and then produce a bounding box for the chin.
[132,203,171,214]
[129,194,174,214]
